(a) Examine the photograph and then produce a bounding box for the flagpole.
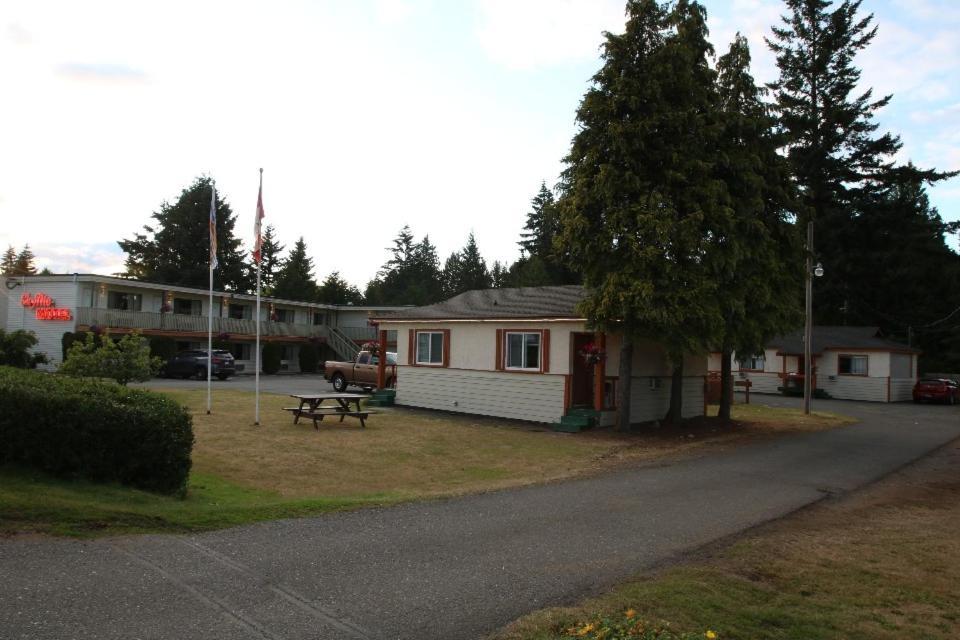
[255,168,263,426]
[207,179,215,415]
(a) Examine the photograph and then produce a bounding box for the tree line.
[104,0,957,404]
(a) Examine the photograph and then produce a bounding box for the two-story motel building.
[2,273,403,372]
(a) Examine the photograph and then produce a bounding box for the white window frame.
[838,354,868,376]
[415,331,445,366]
[740,354,765,371]
[504,331,542,371]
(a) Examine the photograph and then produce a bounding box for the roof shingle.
[371,285,586,321]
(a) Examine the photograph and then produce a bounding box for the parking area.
[135,373,337,396]
[744,390,960,422]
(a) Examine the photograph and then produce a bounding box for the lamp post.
[803,218,824,415]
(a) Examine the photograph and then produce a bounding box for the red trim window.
[739,354,765,372]
[501,329,550,373]
[414,330,449,367]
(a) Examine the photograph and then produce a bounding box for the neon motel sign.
[21,293,73,321]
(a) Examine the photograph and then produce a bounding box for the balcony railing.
[337,326,379,341]
[75,307,330,339]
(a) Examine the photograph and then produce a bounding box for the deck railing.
[75,307,330,339]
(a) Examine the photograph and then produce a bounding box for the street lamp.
[803,218,824,415]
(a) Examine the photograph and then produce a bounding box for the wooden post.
[593,332,606,411]
[376,328,387,389]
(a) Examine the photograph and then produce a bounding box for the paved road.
[2,396,958,640]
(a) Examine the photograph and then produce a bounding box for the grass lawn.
[493,441,960,640]
[0,391,853,538]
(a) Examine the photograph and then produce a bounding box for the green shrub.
[60,331,162,386]
[0,366,193,495]
[262,342,282,374]
[0,329,48,368]
[298,343,320,373]
[148,336,177,361]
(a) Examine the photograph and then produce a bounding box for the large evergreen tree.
[712,34,803,420]
[118,177,251,291]
[559,0,727,429]
[766,0,956,329]
[317,271,364,305]
[14,245,38,276]
[2,246,19,275]
[272,237,318,301]
[442,233,492,298]
[365,227,444,305]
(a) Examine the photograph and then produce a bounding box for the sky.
[1,0,958,289]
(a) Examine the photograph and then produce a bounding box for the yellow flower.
[625,609,636,619]
[705,631,718,639]
[577,622,595,636]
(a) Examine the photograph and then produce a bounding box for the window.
[107,291,142,311]
[173,298,200,315]
[273,308,292,323]
[228,343,251,360]
[505,332,540,370]
[838,354,868,375]
[358,352,372,365]
[313,312,326,326]
[416,331,444,365]
[739,354,765,371]
[228,304,250,320]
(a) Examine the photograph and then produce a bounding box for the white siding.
[889,379,914,402]
[890,353,912,378]
[625,376,705,423]
[6,281,79,369]
[739,371,782,394]
[395,366,566,424]
[820,375,887,402]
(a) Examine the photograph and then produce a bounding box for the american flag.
[209,182,218,270]
[253,174,265,264]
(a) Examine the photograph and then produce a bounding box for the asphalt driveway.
[2,396,958,640]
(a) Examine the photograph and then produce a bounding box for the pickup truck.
[324,350,397,392]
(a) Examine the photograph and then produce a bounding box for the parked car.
[324,350,396,392]
[912,378,960,405]
[161,349,236,380]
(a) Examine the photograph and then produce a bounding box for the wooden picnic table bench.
[284,393,376,429]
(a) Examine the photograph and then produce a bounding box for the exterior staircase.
[325,325,361,362]
[366,388,396,407]
[551,406,600,433]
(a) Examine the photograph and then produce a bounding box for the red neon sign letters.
[20,292,73,321]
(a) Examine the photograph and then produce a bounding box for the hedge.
[298,343,320,373]
[262,342,282,374]
[0,366,194,495]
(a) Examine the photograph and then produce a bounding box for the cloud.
[56,62,148,84]
[6,22,31,45]
[910,102,960,125]
[474,0,625,70]
[5,241,127,275]
[375,0,417,24]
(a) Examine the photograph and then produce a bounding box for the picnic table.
[284,393,375,429]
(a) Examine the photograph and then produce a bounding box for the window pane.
[507,333,524,368]
[851,356,867,374]
[417,332,430,363]
[430,332,444,363]
[525,333,540,369]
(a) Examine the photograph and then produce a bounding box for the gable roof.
[371,285,586,321]
[769,326,918,355]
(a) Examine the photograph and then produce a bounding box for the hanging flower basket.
[362,341,381,357]
[160,302,172,314]
[578,342,606,366]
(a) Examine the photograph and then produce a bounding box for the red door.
[571,333,594,407]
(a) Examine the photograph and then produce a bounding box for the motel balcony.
[74,307,338,340]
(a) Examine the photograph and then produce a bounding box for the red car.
[912,378,960,405]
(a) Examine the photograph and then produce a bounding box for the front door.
[571,333,594,407]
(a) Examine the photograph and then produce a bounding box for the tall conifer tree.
[272,237,318,301]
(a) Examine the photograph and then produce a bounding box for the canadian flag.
[253,173,265,264]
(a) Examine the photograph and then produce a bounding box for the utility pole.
[804,221,813,415]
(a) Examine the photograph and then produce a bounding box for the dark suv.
[161,349,236,380]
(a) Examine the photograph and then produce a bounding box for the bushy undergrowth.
[0,366,193,495]
[559,611,716,640]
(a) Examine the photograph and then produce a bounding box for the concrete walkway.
[2,396,958,640]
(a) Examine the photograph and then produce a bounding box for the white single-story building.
[708,326,919,402]
[372,285,707,427]
[2,273,404,372]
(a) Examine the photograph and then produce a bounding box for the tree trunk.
[616,335,633,432]
[667,357,684,424]
[718,346,733,423]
